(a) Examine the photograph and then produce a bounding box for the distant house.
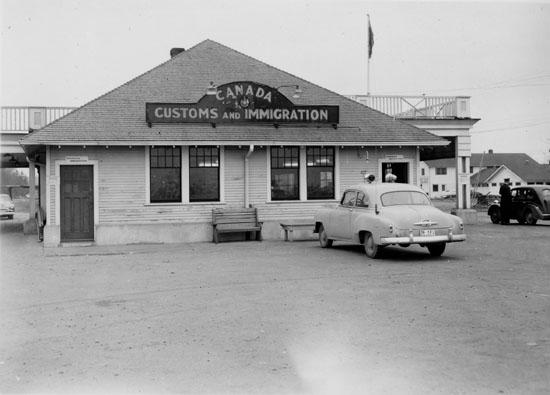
[419,157,457,198]
[421,150,550,198]
[470,151,550,195]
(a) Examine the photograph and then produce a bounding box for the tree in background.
[0,169,30,198]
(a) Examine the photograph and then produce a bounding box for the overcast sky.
[2,0,549,163]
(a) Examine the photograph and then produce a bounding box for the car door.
[329,190,357,239]
[509,188,523,219]
[349,191,372,242]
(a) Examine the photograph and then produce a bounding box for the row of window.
[421,168,447,176]
[150,146,335,203]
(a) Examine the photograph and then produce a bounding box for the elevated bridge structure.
[347,95,479,217]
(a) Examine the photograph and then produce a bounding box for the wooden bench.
[212,207,263,244]
[280,222,315,242]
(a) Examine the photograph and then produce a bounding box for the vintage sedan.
[488,185,550,225]
[313,180,466,258]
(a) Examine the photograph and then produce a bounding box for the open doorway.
[382,162,408,183]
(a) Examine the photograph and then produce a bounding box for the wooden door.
[60,165,94,241]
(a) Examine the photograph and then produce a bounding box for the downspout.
[244,145,254,208]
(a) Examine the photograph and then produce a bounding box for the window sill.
[267,199,338,204]
[144,202,226,206]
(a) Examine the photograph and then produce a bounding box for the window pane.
[189,147,220,202]
[271,169,299,200]
[150,147,181,203]
[150,168,181,202]
[190,168,219,201]
[306,146,334,199]
[307,168,334,199]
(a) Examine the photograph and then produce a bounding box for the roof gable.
[21,40,445,148]
[472,152,550,182]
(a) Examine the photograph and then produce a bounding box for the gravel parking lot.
[1,211,549,395]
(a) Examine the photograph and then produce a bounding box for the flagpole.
[367,14,371,95]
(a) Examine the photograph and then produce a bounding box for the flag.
[368,18,374,59]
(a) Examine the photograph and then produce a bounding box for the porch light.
[276,84,302,99]
[206,82,218,95]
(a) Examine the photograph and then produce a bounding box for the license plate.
[421,229,436,237]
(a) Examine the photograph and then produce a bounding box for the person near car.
[498,182,512,225]
[385,172,397,183]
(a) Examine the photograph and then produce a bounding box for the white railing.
[347,95,470,119]
[1,106,76,132]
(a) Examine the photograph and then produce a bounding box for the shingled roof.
[21,39,446,152]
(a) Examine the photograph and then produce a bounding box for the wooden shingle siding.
[338,148,378,195]
[249,147,268,205]
[98,147,147,223]
[224,148,245,206]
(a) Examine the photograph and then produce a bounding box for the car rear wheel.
[523,209,538,225]
[489,208,500,224]
[427,243,446,257]
[319,224,333,248]
[364,233,381,259]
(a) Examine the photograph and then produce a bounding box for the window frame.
[149,146,182,203]
[306,147,335,200]
[270,146,300,201]
[189,146,220,202]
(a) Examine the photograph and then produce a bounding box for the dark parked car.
[488,186,550,225]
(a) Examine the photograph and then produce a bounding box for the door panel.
[60,165,94,241]
[330,191,356,239]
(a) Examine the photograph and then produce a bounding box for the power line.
[378,71,550,96]
[471,119,550,134]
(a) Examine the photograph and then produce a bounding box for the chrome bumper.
[380,229,466,245]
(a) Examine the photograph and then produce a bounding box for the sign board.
[459,174,470,184]
[146,81,339,126]
[66,156,89,163]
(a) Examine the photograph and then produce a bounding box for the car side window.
[341,191,357,207]
[356,192,369,207]
[528,189,542,205]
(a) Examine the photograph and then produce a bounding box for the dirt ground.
[0,208,549,395]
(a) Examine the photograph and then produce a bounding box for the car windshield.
[0,195,11,203]
[381,191,431,206]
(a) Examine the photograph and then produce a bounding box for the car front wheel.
[427,243,446,257]
[364,233,381,259]
[524,209,538,225]
[489,208,500,224]
[319,224,333,248]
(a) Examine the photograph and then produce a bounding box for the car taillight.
[388,224,394,233]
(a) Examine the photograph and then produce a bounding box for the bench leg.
[288,229,294,242]
[283,229,289,242]
[213,229,218,244]
[257,230,262,242]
